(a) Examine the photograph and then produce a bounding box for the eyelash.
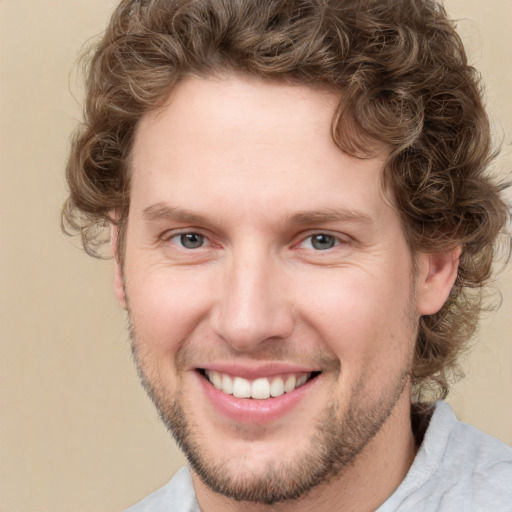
[164,232,210,249]
[298,233,341,251]
[163,231,347,252]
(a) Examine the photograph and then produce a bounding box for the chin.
[140,364,409,505]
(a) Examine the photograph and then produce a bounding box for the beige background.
[0,1,511,511]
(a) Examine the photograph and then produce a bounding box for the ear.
[111,223,127,308]
[415,247,461,316]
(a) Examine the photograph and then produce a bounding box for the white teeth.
[296,374,308,387]
[252,378,271,399]
[204,370,312,399]
[270,377,285,397]
[284,375,297,393]
[221,373,233,394]
[211,371,222,390]
[233,377,251,398]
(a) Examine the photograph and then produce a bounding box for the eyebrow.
[289,208,373,226]
[142,202,373,227]
[142,203,210,225]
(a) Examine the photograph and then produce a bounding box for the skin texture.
[114,75,459,512]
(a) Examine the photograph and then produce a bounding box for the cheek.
[125,267,212,356]
[295,268,414,368]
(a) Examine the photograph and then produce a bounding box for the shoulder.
[438,402,512,507]
[124,467,199,512]
[379,401,512,512]
[433,401,512,477]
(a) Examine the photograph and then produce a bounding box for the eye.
[301,233,340,251]
[173,232,206,249]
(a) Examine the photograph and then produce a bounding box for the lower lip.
[197,372,319,424]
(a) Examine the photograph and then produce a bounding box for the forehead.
[135,75,342,159]
[129,75,391,226]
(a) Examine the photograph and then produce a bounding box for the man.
[63,0,512,510]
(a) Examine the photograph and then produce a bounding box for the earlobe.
[416,247,461,316]
[111,223,127,308]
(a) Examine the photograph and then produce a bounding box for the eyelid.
[158,228,351,251]
[295,231,351,249]
[161,229,213,248]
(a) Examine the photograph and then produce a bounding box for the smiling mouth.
[198,370,321,400]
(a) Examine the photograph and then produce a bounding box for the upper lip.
[193,363,320,380]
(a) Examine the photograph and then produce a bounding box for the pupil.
[312,234,335,250]
[181,233,204,249]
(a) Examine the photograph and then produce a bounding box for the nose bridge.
[212,242,293,351]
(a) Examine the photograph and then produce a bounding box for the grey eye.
[310,234,336,250]
[179,233,205,249]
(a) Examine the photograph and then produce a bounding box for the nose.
[210,247,294,352]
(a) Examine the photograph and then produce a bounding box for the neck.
[192,392,417,512]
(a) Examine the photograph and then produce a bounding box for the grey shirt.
[125,402,512,511]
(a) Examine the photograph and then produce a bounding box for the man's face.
[118,76,427,504]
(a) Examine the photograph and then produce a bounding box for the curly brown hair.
[63,0,510,399]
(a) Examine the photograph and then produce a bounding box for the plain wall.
[0,1,510,511]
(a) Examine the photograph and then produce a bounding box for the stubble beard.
[129,324,413,506]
